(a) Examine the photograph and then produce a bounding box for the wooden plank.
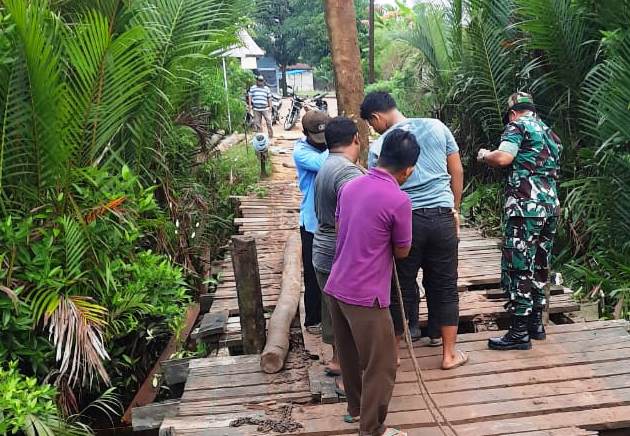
[181,378,311,402]
[290,387,630,435]
[121,303,199,424]
[192,309,229,339]
[132,399,179,431]
[161,358,193,386]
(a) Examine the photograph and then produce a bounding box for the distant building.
[223,30,265,70]
[286,63,314,93]
[256,56,279,92]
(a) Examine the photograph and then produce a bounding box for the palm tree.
[0,0,246,389]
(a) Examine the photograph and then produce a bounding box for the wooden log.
[231,235,266,354]
[260,233,302,373]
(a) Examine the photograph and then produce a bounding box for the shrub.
[0,362,89,435]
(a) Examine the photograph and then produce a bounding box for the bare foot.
[441,349,469,370]
[395,336,401,367]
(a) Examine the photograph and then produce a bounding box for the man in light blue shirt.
[293,110,330,330]
[361,91,468,371]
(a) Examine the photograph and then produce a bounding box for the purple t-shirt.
[324,168,412,308]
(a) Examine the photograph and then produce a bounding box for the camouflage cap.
[507,92,535,111]
[504,92,536,124]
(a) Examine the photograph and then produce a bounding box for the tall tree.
[254,0,294,95]
[368,0,375,83]
[324,0,369,161]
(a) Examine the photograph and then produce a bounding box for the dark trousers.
[314,269,334,345]
[300,226,321,326]
[395,208,459,337]
[327,295,397,436]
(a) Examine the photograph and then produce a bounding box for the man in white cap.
[248,75,273,139]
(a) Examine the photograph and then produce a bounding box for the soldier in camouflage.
[477,92,562,351]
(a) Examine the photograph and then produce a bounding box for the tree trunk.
[324,0,370,164]
[260,233,302,373]
[368,0,375,84]
[280,64,288,96]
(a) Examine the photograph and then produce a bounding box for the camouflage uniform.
[499,113,562,316]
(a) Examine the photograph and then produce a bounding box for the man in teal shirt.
[293,110,330,331]
[361,91,467,370]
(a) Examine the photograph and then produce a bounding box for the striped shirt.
[248,85,271,111]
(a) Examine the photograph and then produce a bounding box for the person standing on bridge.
[293,110,331,333]
[312,117,364,378]
[248,75,274,139]
[478,92,562,351]
[360,91,467,371]
[325,129,416,436]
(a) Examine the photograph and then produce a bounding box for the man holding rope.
[324,129,417,436]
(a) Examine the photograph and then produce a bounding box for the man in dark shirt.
[313,117,363,376]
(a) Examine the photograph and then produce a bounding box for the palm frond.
[581,29,630,145]
[458,0,518,139]
[1,0,67,209]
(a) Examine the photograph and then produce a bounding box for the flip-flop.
[343,414,359,423]
[441,350,469,370]
[324,367,341,377]
[382,428,407,436]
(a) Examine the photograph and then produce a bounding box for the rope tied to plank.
[393,263,460,436]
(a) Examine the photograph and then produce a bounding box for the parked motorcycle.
[311,93,328,113]
[283,91,306,131]
[271,93,282,125]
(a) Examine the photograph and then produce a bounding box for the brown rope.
[392,263,459,436]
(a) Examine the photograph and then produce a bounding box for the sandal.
[382,428,407,436]
[441,349,469,370]
[343,414,359,423]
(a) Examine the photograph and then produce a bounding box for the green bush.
[199,59,253,132]
[0,362,89,435]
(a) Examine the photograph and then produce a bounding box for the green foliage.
[0,285,53,380]
[199,59,253,131]
[461,183,504,236]
[254,0,370,93]
[0,362,90,436]
[381,0,630,317]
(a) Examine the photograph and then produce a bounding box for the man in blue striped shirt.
[248,75,273,139]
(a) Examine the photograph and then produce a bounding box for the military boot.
[488,315,532,350]
[528,308,546,340]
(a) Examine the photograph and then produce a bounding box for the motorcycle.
[271,93,282,125]
[311,93,328,113]
[283,91,306,131]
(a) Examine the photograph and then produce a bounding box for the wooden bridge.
[134,130,630,436]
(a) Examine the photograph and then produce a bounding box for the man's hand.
[452,208,461,241]
[477,148,490,163]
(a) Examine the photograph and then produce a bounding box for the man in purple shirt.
[324,129,418,436]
